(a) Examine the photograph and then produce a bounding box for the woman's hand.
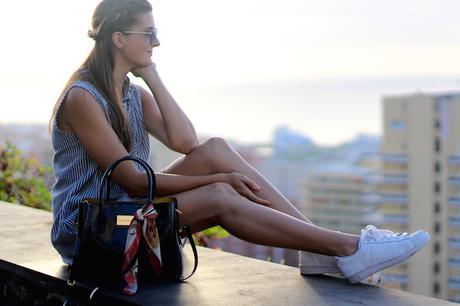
[220,171,271,206]
[131,61,157,79]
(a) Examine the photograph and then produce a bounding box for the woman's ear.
[112,31,124,50]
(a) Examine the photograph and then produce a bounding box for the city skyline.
[1,76,459,146]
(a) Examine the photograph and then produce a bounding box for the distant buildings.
[378,92,460,302]
[209,128,382,268]
[299,163,379,236]
[295,92,460,302]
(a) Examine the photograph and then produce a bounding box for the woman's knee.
[198,137,233,159]
[189,137,235,172]
[173,182,238,226]
[206,181,238,200]
[205,182,241,217]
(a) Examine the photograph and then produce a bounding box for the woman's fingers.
[227,172,270,206]
[238,183,271,206]
[242,176,261,191]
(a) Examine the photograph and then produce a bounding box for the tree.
[0,141,52,211]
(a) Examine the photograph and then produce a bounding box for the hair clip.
[87,29,97,40]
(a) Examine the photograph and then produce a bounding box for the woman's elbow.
[173,140,199,155]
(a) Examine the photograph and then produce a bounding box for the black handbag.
[65,155,198,299]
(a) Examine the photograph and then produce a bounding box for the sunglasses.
[122,27,158,45]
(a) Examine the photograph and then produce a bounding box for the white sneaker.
[299,250,341,275]
[336,225,430,284]
[298,250,383,285]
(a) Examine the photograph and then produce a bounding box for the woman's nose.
[151,38,160,47]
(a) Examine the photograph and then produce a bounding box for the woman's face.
[119,12,160,67]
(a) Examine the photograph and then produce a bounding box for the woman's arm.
[134,64,199,155]
[131,171,224,197]
[63,85,268,202]
[63,87,220,197]
[133,171,271,205]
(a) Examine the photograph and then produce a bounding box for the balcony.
[449,217,460,229]
[381,154,409,164]
[376,193,408,205]
[449,155,460,166]
[449,238,460,250]
[449,199,460,219]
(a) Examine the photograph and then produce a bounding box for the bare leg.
[161,137,313,224]
[167,181,359,257]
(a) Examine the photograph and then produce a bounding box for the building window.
[434,222,440,234]
[433,282,440,294]
[434,182,441,193]
[434,202,441,213]
[390,120,406,130]
[435,118,441,129]
[434,262,440,274]
[434,137,441,152]
[434,161,441,173]
[434,242,441,254]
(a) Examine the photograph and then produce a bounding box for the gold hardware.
[153,196,177,204]
[116,215,133,226]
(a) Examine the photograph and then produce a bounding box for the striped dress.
[50,70,151,265]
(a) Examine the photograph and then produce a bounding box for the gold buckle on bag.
[115,197,183,226]
[116,215,133,226]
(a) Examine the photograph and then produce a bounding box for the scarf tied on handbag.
[121,202,162,295]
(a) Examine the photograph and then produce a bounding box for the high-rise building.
[295,134,382,235]
[299,164,379,236]
[379,92,460,302]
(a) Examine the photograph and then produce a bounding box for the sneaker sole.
[300,265,341,275]
[346,235,430,284]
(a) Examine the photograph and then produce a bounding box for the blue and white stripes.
[50,73,150,265]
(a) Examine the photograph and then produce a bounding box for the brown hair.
[48,0,153,151]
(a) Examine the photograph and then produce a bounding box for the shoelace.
[362,225,409,242]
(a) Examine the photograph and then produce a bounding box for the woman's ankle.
[336,235,360,257]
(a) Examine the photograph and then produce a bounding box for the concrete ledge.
[0,201,455,305]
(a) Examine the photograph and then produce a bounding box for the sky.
[1,0,460,145]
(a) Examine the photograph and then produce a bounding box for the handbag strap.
[99,155,156,208]
[97,155,157,232]
[67,200,88,287]
[179,224,199,281]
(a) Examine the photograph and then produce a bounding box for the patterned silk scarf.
[121,202,162,295]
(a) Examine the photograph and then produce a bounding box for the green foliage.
[0,141,52,211]
[192,225,230,247]
[201,225,230,239]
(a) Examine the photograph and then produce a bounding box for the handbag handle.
[99,155,156,207]
[97,156,156,227]
[179,224,199,281]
